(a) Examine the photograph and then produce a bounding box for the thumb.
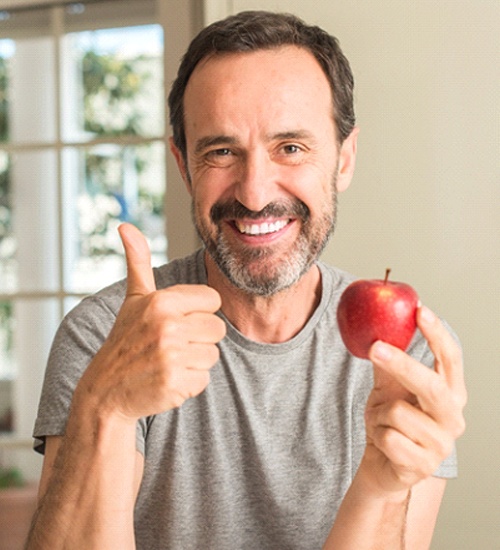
[370,343,412,402]
[118,223,156,296]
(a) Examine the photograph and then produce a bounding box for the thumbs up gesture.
[79,223,226,420]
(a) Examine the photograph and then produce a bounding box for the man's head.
[168,12,358,297]
[168,11,355,164]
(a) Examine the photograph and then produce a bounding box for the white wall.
[204,1,500,548]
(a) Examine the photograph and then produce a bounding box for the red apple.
[337,269,419,359]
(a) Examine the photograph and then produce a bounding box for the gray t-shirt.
[34,250,457,549]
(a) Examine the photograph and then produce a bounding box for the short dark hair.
[168,10,355,160]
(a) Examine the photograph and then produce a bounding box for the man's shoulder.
[316,260,359,296]
[68,249,206,322]
[153,248,207,290]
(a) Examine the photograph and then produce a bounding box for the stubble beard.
[193,179,339,298]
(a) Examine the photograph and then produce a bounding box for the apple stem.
[384,268,391,284]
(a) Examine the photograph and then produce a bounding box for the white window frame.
[0,0,201,478]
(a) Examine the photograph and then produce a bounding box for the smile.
[234,219,290,236]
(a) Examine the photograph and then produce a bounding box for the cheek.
[191,169,235,210]
[288,164,336,212]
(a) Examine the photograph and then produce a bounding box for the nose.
[233,149,279,213]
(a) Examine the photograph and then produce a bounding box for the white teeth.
[235,219,288,235]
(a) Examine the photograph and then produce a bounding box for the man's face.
[174,46,356,296]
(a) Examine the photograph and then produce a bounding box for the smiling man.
[27,11,466,550]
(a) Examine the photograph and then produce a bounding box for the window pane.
[0,300,14,433]
[12,149,58,292]
[11,298,58,479]
[0,40,13,143]
[61,24,164,142]
[0,149,14,292]
[9,36,56,143]
[63,141,166,293]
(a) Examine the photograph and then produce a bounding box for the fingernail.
[372,341,392,361]
[420,305,436,324]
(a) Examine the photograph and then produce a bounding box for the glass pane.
[0,39,14,143]
[61,24,164,142]
[9,36,56,143]
[62,141,166,293]
[0,300,14,433]
[11,298,58,480]
[11,150,58,292]
[0,149,14,292]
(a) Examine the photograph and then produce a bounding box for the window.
[0,0,198,480]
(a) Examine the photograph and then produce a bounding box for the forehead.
[183,46,334,136]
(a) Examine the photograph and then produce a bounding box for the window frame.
[0,0,201,463]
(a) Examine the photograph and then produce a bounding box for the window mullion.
[52,5,65,319]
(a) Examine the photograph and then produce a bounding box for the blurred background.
[0,1,498,549]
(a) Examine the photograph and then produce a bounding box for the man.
[27,11,466,549]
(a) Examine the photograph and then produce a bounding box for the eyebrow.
[269,130,316,142]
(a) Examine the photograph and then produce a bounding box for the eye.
[212,148,232,156]
[282,144,301,154]
[276,142,306,165]
[204,147,235,167]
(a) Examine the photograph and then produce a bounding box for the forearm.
[323,463,411,550]
[26,392,139,549]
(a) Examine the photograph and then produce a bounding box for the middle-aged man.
[27,11,466,549]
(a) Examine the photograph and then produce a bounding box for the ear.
[169,137,192,195]
[336,127,359,193]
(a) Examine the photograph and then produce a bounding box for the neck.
[205,252,322,344]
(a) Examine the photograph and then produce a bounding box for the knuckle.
[146,291,165,314]
[378,427,397,450]
[426,376,447,403]
[435,434,454,459]
[161,319,182,341]
[162,346,181,366]
[215,317,227,339]
[387,400,408,425]
[452,415,466,439]
[168,391,186,410]
[191,371,211,397]
[457,387,468,409]
[449,341,463,365]
[205,344,220,365]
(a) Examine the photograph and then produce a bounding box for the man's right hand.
[76,223,226,421]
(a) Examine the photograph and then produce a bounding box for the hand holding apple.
[337,269,419,359]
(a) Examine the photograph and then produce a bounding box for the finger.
[118,223,156,297]
[370,342,462,430]
[366,399,453,460]
[184,342,221,370]
[367,426,444,482]
[158,284,223,315]
[371,364,412,405]
[184,311,227,343]
[417,305,466,400]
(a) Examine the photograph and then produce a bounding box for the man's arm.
[27,429,143,549]
[323,465,447,549]
[324,306,466,549]
[25,224,226,549]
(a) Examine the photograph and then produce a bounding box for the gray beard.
[193,185,338,297]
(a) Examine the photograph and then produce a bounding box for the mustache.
[210,199,310,223]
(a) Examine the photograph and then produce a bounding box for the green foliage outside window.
[79,45,163,257]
